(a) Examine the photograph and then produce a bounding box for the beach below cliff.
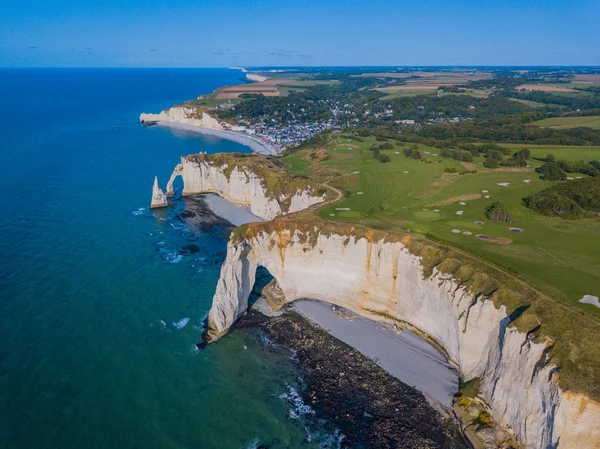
[154,122,278,156]
[290,299,459,409]
[256,310,469,449]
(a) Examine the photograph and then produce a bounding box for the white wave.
[241,439,260,449]
[317,428,345,449]
[279,385,315,419]
[172,317,190,330]
[162,251,183,264]
[131,207,146,216]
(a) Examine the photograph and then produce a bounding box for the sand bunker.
[474,221,484,225]
[477,235,512,244]
[482,190,488,193]
[463,231,472,236]
[427,193,481,207]
[459,201,467,205]
[456,211,464,215]
[579,295,600,309]
[497,183,510,187]
[336,208,350,211]
[451,229,461,234]
[509,227,523,233]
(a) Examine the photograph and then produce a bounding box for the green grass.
[508,98,548,108]
[528,115,600,130]
[375,88,438,98]
[499,143,600,162]
[283,151,312,175]
[283,136,600,318]
[439,89,491,99]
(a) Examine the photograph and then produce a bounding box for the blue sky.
[1,0,598,67]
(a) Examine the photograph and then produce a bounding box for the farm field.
[528,115,600,130]
[283,135,600,317]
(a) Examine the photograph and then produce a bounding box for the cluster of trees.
[440,148,473,162]
[485,202,514,223]
[380,94,529,122]
[418,116,600,145]
[537,158,600,181]
[369,141,392,163]
[523,178,600,218]
[402,147,422,160]
[509,90,600,111]
[500,148,531,167]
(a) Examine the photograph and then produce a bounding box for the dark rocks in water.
[178,210,197,219]
[180,244,200,255]
[176,196,234,235]
[264,312,469,449]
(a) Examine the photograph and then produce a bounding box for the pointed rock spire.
[150,176,168,209]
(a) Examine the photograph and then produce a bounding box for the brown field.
[570,74,600,83]
[378,84,451,91]
[214,78,335,99]
[215,80,282,99]
[516,84,578,93]
[359,71,491,82]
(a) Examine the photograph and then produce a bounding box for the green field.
[283,136,600,317]
[508,97,548,108]
[375,87,438,98]
[499,143,600,161]
[528,115,600,129]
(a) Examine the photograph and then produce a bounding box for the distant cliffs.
[140,106,226,130]
[163,154,325,220]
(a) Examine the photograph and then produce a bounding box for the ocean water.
[0,69,337,449]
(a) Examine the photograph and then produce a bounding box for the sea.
[0,69,342,449]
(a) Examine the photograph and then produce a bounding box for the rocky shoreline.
[233,310,469,449]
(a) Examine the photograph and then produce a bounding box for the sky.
[1,0,599,67]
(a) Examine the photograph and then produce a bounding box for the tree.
[403,147,413,158]
[485,201,514,223]
[538,162,567,181]
[411,150,422,160]
[546,153,555,162]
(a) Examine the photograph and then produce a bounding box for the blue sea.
[0,69,341,449]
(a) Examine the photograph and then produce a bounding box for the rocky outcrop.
[140,107,227,130]
[164,156,325,220]
[150,176,168,209]
[206,229,600,449]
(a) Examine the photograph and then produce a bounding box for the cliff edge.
[205,220,600,449]
[163,153,326,220]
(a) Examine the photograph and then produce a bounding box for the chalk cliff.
[206,226,600,449]
[165,155,325,220]
[140,106,227,130]
[150,176,168,209]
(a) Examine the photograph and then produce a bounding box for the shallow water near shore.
[0,68,341,449]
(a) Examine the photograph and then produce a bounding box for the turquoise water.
[0,69,337,449]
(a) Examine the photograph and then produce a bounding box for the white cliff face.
[140,107,227,130]
[150,176,168,209]
[165,157,325,220]
[246,73,268,82]
[207,230,600,449]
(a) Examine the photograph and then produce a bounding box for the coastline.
[154,122,279,156]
